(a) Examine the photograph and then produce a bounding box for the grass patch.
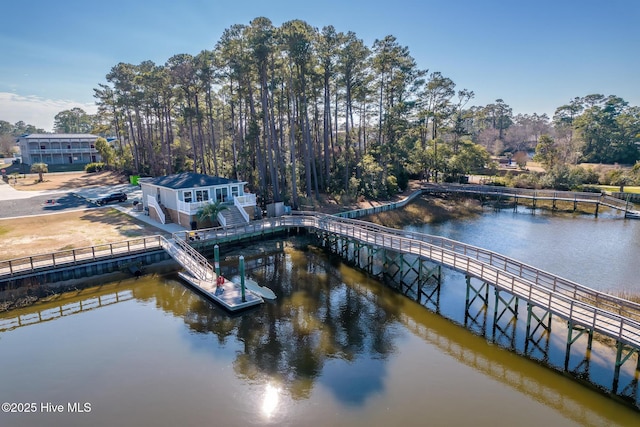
[596,185,640,194]
[611,291,640,304]
[0,225,9,236]
[363,195,482,228]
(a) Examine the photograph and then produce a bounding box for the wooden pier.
[181,212,640,395]
[2,195,639,397]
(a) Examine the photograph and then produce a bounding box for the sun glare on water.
[261,383,281,419]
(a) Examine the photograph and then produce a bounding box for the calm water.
[407,206,640,293]
[1,208,640,427]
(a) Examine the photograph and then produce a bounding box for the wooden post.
[214,244,220,278]
[565,321,574,371]
[239,255,246,303]
[613,341,624,393]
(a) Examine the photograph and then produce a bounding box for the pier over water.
[1,188,640,408]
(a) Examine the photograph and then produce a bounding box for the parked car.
[96,192,128,205]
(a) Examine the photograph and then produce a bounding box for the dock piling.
[239,255,246,302]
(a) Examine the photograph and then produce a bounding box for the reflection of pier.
[403,308,622,427]
[0,288,134,332]
[348,279,624,427]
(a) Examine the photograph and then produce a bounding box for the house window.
[184,191,193,203]
[67,145,71,149]
[196,190,209,202]
[231,186,239,198]
[40,145,45,150]
[216,188,228,202]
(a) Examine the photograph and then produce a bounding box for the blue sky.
[1,0,638,131]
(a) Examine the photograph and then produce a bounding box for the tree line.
[5,17,638,205]
[90,17,504,207]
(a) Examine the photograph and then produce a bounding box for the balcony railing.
[177,193,256,215]
[234,194,256,207]
[29,148,97,154]
[177,200,211,215]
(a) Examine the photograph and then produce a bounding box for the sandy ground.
[0,208,166,260]
[5,170,128,191]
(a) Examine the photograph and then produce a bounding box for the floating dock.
[178,272,263,311]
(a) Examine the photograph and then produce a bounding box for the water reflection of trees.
[149,247,404,401]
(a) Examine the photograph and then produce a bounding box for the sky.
[1,0,638,132]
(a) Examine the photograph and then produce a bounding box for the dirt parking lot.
[0,170,162,260]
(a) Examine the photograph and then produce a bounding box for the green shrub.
[85,162,106,173]
[386,175,399,195]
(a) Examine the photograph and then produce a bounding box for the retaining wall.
[0,250,175,303]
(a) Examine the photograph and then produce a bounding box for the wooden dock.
[177,272,263,311]
[160,237,264,311]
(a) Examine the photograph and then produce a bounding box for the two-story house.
[16,133,101,166]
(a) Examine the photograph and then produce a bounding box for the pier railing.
[186,214,640,348]
[3,210,639,349]
[422,183,638,214]
[0,236,164,279]
[305,214,640,348]
[322,214,640,322]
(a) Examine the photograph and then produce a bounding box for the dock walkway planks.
[178,272,263,311]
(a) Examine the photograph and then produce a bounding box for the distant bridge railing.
[422,183,638,214]
[334,189,424,219]
[424,183,603,200]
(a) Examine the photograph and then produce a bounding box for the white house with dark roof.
[140,172,257,228]
[16,133,101,165]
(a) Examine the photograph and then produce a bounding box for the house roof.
[144,172,243,190]
[20,134,99,139]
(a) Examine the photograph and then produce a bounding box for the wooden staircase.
[219,205,249,227]
[160,204,173,223]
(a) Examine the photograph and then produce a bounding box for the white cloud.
[0,92,97,132]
